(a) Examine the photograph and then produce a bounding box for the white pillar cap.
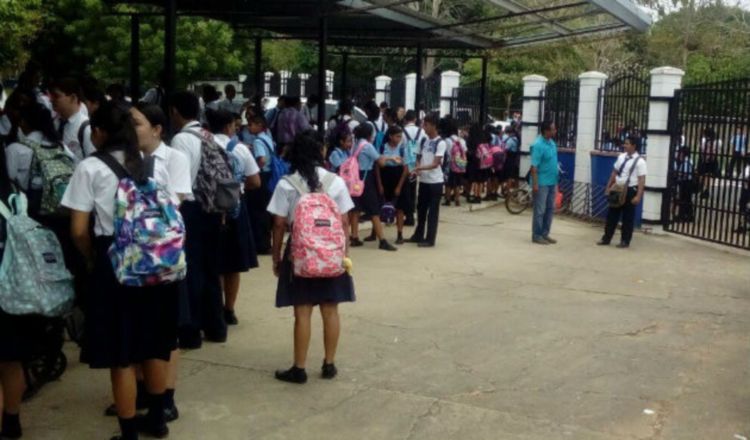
[578,71,607,80]
[650,66,686,77]
[523,74,548,83]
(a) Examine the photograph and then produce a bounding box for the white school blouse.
[151,142,192,203]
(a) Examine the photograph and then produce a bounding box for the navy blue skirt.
[80,237,179,369]
[218,198,259,274]
[353,171,381,218]
[276,242,355,308]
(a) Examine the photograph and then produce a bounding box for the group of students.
[322,99,522,249]
[0,66,325,439]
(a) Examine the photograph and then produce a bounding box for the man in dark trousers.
[598,136,647,248]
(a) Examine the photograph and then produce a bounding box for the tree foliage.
[0,0,44,76]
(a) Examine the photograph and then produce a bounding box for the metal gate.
[539,79,579,149]
[596,73,650,154]
[450,86,481,125]
[664,78,750,250]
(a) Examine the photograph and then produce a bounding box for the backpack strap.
[227,138,239,153]
[0,198,12,221]
[93,151,129,180]
[282,173,309,196]
[78,121,90,156]
[320,171,336,193]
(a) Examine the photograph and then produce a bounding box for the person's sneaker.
[404,236,423,244]
[135,415,169,439]
[417,242,435,248]
[350,237,364,247]
[596,240,611,246]
[616,242,630,249]
[164,405,179,423]
[224,309,238,326]
[395,236,404,245]
[321,362,338,379]
[543,236,557,244]
[275,366,307,384]
[363,234,377,242]
[379,240,397,251]
[532,237,549,245]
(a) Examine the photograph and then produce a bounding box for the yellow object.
[342,257,353,274]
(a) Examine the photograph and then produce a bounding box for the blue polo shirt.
[253,133,275,173]
[329,147,350,172]
[381,143,404,167]
[530,135,559,186]
[355,140,380,172]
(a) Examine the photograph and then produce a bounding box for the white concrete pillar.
[326,70,335,99]
[264,71,274,97]
[298,73,310,97]
[375,75,392,106]
[440,70,461,117]
[405,73,417,111]
[574,72,608,185]
[279,70,291,95]
[643,66,685,232]
[520,75,548,177]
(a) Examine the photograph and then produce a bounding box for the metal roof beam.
[485,0,575,36]
[499,23,629,48]
[586,0,652,32]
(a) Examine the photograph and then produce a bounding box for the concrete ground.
[22,203,750,440]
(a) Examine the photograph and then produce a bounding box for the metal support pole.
[164,0,177,106]
[341,52,349,102]
[479,56,489,125]
[254,37,263,109]
[317,11,328,136]
[130,15,141,101]
[415,44,424,119]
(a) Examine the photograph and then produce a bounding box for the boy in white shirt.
[49,77,95,161]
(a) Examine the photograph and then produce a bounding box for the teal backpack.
[0,192,74,317]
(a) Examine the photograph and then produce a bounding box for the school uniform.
[503,135,520,181]
[401,124,426,218]
[150,142,192,204]
[55,107,95,162]
[170,121,226,344]
[413,136,447,245]
[601,152,647,246]
[378,143,409,210]
[446,135,467,188]
[215,133,259,274]
[328,147,349,173]
[352,139,382,218]
[60,152,179,368]
[0,191,44,362]
[267,168,355,307]
[246,133,275,254]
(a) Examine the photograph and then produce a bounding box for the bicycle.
[505,165,566,215]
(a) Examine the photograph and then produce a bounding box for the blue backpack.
[0,192,74,316]
[261,137,290,194]
[371,121,387,151]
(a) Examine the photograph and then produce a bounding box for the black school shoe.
[275,366,308,384]
[0,412,21,439]
[404,236,423,244]
[350,237,364,247]
[224,309,239,326]
[164,405,179,423]
[321,362,338,379]
[417,242,435,248]
[135,415,169,439]
[363,233,377,242]
[379,240,398,251]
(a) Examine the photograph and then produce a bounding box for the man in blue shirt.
[727,126,747,178]
[530,121,559,245]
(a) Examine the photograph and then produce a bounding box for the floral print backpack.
[96,153,187,287]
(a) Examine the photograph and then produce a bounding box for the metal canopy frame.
[109,0,651,133]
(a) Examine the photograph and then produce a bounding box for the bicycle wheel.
[505,188,531,215]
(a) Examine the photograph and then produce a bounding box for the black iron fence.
[665,78,750,250]
[389,76,406,109]
[595,73,650,154]
[450,86,482,126]
[540,79,579,149]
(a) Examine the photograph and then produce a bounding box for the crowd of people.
[0,61,526,440]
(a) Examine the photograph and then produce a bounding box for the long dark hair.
[18,102,60,146]
[90,101,147,184]
[466,123,484,154]
[0,141,12,200]
[287,130,324,192]
[135,103,167,140]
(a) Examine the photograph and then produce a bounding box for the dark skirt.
[218,198,259,274]
[246,172,273,254]
[0,311,45,362]
[80,237,179,369]
[276,242,355,308]
[447,172,465,187]
[380,166,406,202]
[353,171,381,218]
[503,151,520,181]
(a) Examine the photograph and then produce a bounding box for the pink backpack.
[477,143,494,170]
[339,140,367,197]
[284,172,347,278]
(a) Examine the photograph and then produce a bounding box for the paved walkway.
[23,204,750,439]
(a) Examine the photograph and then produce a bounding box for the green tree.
[0,0,44,76]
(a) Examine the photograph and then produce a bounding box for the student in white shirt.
[61,101,178,440]
[216,84,244,116]
[168,91,227,348]
[598,136,648,248]
[205,108,261,327]
[49,77,95,161]
[400,111,426,225]
[267,130,355,384]
[406,113,446,247]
